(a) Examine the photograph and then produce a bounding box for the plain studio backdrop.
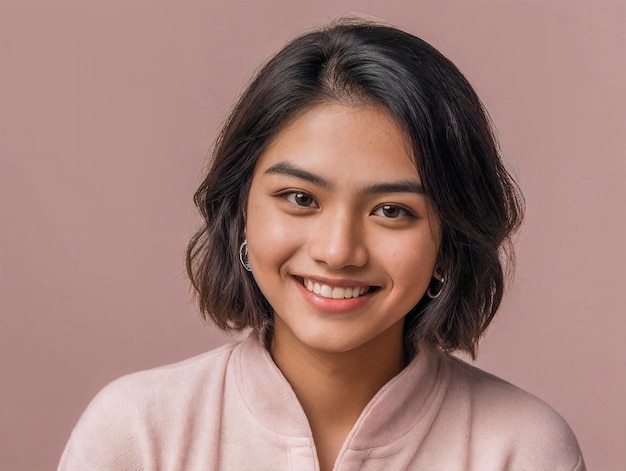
[1,1,624,470]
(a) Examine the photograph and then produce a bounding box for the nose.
[308,209,368,269]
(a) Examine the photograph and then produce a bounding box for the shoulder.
[441,354,585,470]
[110,338,238,392]
[89,339,239,413]
[58,339,242,470]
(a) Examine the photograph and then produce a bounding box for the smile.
[300,278,371,299]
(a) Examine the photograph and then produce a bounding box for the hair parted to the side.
[186,17,525,359]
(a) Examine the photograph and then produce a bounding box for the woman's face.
[246,103,441,357]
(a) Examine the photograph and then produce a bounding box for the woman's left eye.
[372,204,414,219]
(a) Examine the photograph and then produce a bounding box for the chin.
[297,324,396,356]
[301,336,356,354]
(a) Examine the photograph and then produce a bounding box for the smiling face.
[245,103,441,360]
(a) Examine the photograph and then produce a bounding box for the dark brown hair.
[186,19,524,358]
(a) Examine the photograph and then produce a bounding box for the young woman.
[59,19,585,470]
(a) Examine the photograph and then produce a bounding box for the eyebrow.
[264,161,330,188]
[361,180,425,196]
[264,161,425,195]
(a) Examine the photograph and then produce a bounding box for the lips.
[296,276,374,300]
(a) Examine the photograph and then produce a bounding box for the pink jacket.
[59,334,585,470]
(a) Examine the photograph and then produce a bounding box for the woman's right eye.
[283,191,318,208]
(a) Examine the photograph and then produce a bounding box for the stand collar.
[234,334,444,448]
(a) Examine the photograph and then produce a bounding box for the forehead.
[255,103,418,181]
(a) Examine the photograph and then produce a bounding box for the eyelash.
[278,191,416,220]
[279,190,319,208]
[371,204,416,220]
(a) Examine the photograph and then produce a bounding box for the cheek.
[375,232,439,288]
[246,210,305,272]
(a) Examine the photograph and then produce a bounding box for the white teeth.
[302,279,369,299]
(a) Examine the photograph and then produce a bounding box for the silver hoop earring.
[427,270,445,299]
[239,239,252,271]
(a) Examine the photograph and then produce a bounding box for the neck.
[270,319,406,471]
[270,319,406,432]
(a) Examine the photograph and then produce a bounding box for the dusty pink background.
[1,1,624,470]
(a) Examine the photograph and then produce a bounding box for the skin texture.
[245,103,441,471]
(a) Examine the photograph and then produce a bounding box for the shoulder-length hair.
[187,18,524,359]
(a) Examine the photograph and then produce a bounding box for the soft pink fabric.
[58,335,585,470]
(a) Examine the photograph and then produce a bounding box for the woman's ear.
[432,265,445,282]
